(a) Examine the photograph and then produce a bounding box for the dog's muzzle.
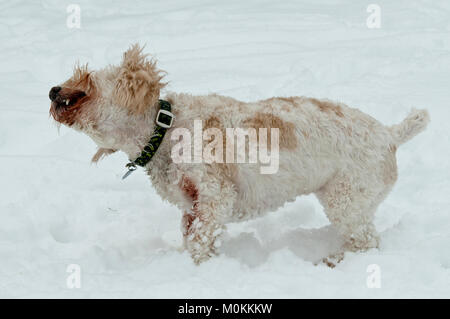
[49,86,86,110]
[49,86,62,101]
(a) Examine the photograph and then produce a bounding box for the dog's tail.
[389,109,430,146]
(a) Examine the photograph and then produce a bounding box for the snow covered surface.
[0,0,449,298]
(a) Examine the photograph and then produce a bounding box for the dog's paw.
[320,252,345,268]
[186,236,220,265]
[191,251,217,265]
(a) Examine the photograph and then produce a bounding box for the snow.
[1,0,449,298]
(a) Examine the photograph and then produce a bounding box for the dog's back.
[165,92,429,225]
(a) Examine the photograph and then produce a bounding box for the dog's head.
[49,44,166,153]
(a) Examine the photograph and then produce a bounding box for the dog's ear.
[113,44,166,114]
[91,148,117,163]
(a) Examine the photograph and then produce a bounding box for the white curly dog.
[49,44,429,265]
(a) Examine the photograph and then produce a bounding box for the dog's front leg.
[181,205,223,264]
[180,175,235,264]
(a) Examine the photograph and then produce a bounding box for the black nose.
[49,86,61,101]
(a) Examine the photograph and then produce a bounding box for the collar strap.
[122,99,174,179]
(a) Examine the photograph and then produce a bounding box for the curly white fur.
[50,44,430,265]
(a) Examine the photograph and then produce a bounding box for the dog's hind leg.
[317,146,399,268]
[315,172,385,258]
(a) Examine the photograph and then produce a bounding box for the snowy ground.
[0,0,449,298]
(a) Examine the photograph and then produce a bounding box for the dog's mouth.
[49,86,87,124]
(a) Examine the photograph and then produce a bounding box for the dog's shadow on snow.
[220,225,345,267]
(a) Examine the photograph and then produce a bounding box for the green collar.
[122,99,174,179]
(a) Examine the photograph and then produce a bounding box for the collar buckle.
[156,109,174,128]
[122,162,137,180]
